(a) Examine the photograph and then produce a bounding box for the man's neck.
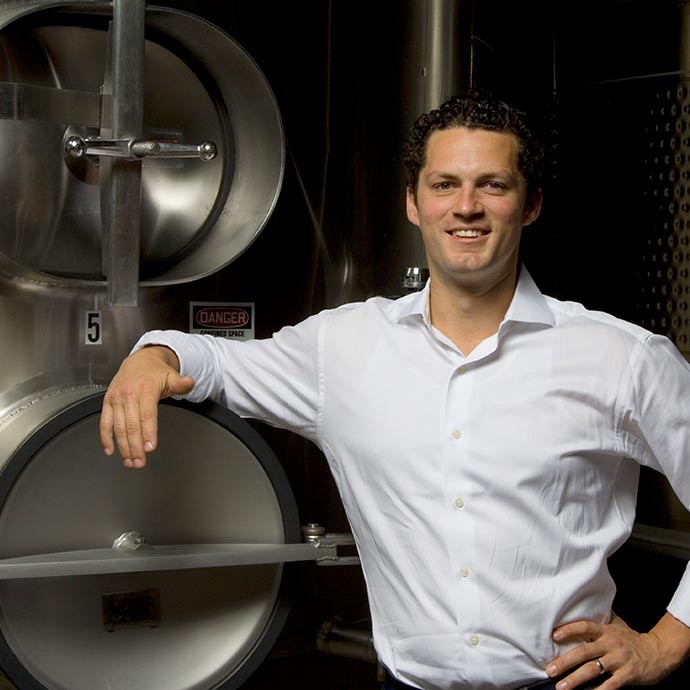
[428,268,518,356]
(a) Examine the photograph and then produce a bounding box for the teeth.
[452,229,484,238]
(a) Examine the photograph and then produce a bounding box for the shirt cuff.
[131,330,183,362]
[130,330,206,401]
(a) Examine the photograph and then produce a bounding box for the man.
[100,92,690,690]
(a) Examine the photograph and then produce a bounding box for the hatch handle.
[65,135,218,161]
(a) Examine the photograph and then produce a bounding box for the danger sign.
[189,302,255,340]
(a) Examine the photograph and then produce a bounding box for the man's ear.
[406,187,420,226]
[522,188,543,227]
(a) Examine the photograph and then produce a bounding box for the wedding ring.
[593,657,605,675]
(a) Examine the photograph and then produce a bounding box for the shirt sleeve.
[623,334,690,625]
[132,312,325,441]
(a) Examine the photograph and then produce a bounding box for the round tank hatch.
[0,392,300,690]
[0,2,284,286]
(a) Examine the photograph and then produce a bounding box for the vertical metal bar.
[102,0,145,306]
[680,1,690,77]
[420,0,461,114]
[402,0,464,282]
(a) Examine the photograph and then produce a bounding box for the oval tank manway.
[0,0,284,298]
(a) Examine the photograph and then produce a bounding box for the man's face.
[406,126,542,292]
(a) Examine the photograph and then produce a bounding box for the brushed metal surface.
[0,397,296,690]
[0,2,284,287]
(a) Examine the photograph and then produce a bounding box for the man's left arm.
[548,334,690,689]
[546,610,690,689]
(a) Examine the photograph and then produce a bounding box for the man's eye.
[434,181,453,190]
[483,181,507,192]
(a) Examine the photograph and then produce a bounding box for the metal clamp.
[302,523,360,567]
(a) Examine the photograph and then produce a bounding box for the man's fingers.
[548,613,683,689]
[550,658,611,690]
[124,392,151,468]
[100,346,189,468]
[548,641,599,677]
[548,621,608,687]
[138,394,159,458]
[109,401,133,463]
[99,402,115,456]
[105,390,149,468]
[167,374,195,397]
[136,373,194,458]
[553,619,601,643]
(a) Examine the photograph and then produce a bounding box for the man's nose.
[452,187,483,218]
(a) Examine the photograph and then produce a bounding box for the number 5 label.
[85,311,102,345]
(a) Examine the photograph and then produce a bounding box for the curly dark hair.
[402,91,544,195]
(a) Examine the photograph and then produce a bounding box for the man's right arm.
[99,345,195,469]
[101,311,329,468]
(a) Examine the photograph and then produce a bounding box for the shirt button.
[460,567,470,578]
[470,635,480,647]
[458,365,467,375]
[451,429,462,440]
[454,498,465,509]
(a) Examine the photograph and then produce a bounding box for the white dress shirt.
[135,268,690,690]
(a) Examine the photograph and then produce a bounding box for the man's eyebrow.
[423,170,460,180]
[423,169,518,181]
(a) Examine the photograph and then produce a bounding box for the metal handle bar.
[0,542,331,580]
[65,135,217,161]
[0,527,359,580]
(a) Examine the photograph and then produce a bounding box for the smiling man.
[405,124,541,356]
[100,92,690,690]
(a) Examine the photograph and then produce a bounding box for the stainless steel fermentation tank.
[0,0,474,687]
[0,1,305,689]
[8,0,690,689]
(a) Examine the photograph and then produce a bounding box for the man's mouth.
[448,229,489,238]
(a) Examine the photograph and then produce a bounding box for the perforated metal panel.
[640,84,690,352]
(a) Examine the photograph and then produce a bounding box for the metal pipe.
[400,0,464,289]
[316,618,377,664]
[628,523,690,560]
[102,0,146,307]
[680,1,690,78]
[416,0,461,115]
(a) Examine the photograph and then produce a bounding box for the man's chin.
[433,261,519,293]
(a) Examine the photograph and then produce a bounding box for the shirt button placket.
[447,360,479,651]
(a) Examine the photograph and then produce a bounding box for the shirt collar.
[393,265,555,329]
[503,266,555,327]
[394,280,432,325]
